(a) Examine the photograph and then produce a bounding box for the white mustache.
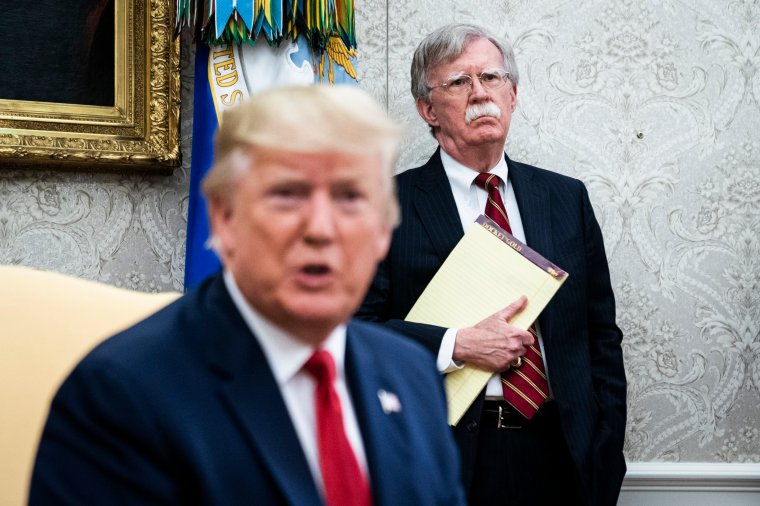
[465,102,502,124]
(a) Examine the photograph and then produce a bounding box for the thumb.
[499,295,528,321]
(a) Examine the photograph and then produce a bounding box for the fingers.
[494,296,535,346]
[520,328,535,346]
[453,296,536,370]
[494,295,527,322]
[453,326,528,372]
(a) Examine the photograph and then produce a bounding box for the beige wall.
[1,0,758,464]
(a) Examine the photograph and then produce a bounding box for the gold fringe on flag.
[174,0,356,82]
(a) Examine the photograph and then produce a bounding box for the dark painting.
[0,0,114,106]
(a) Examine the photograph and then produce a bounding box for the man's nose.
[303,193,336,245]
[469,76,489,101]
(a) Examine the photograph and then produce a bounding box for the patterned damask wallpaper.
[1,0,758,463]
[358,0,760,463]
[0,42,194,292]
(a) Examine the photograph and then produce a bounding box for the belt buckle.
[496,405,522,430]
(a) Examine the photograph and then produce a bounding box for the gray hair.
[410,23,520,102]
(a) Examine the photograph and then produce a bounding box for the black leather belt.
[480,400,528,430]
[480,400,556,430]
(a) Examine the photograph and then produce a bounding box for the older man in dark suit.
[358,23,627,506]
[30,85,465,506]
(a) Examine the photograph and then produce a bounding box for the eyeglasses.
[429,70,511,96]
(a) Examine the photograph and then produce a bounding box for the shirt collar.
[440,148,510,191]
[222,271,347,385]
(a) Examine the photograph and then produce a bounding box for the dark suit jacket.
[30,273,465,505]
[357,149,627,505]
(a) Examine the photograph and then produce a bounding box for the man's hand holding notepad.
[404,215,568,426]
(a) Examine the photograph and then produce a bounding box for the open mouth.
[302,264,330,276]
[296,263,334,288]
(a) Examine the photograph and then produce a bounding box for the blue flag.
[184,43,219,290]
[183,38,357,290]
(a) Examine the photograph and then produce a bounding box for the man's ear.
[416,98,439,127]
[374,223,392,262]
[207,196,235,260]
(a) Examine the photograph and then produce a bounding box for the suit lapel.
[344,325,410,506]
[508,156,554,261]
[204,278,322,506]
[507,156,556,342]
[413,149,465,262]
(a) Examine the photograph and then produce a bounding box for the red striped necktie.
[303,350,372,506]
[474,172,550,420]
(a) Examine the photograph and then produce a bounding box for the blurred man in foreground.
[30,85,465,506]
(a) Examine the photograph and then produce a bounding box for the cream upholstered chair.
[0,265,181,506]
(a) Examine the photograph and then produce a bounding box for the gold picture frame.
[0,0,180,172]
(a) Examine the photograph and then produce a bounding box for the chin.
[285,299,350,326]
[471,128,505,143]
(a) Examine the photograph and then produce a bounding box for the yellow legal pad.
[405,215,568,426]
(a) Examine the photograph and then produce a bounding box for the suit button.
[466,420,478,432]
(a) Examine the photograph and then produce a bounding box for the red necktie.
[303,350,372,506]
[474,173,550,420]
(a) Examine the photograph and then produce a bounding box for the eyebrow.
[444,67,505,80]
[443,70,469,81]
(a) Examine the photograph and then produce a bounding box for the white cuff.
[436,328,465,373]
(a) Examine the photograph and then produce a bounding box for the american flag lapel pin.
[377,389,402,414]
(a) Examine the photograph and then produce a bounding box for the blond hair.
[202,85,402,225]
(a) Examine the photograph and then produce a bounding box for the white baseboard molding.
[618,462,760,506]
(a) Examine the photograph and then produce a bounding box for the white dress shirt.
[435,149,552,398]
[223,271,370,495]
